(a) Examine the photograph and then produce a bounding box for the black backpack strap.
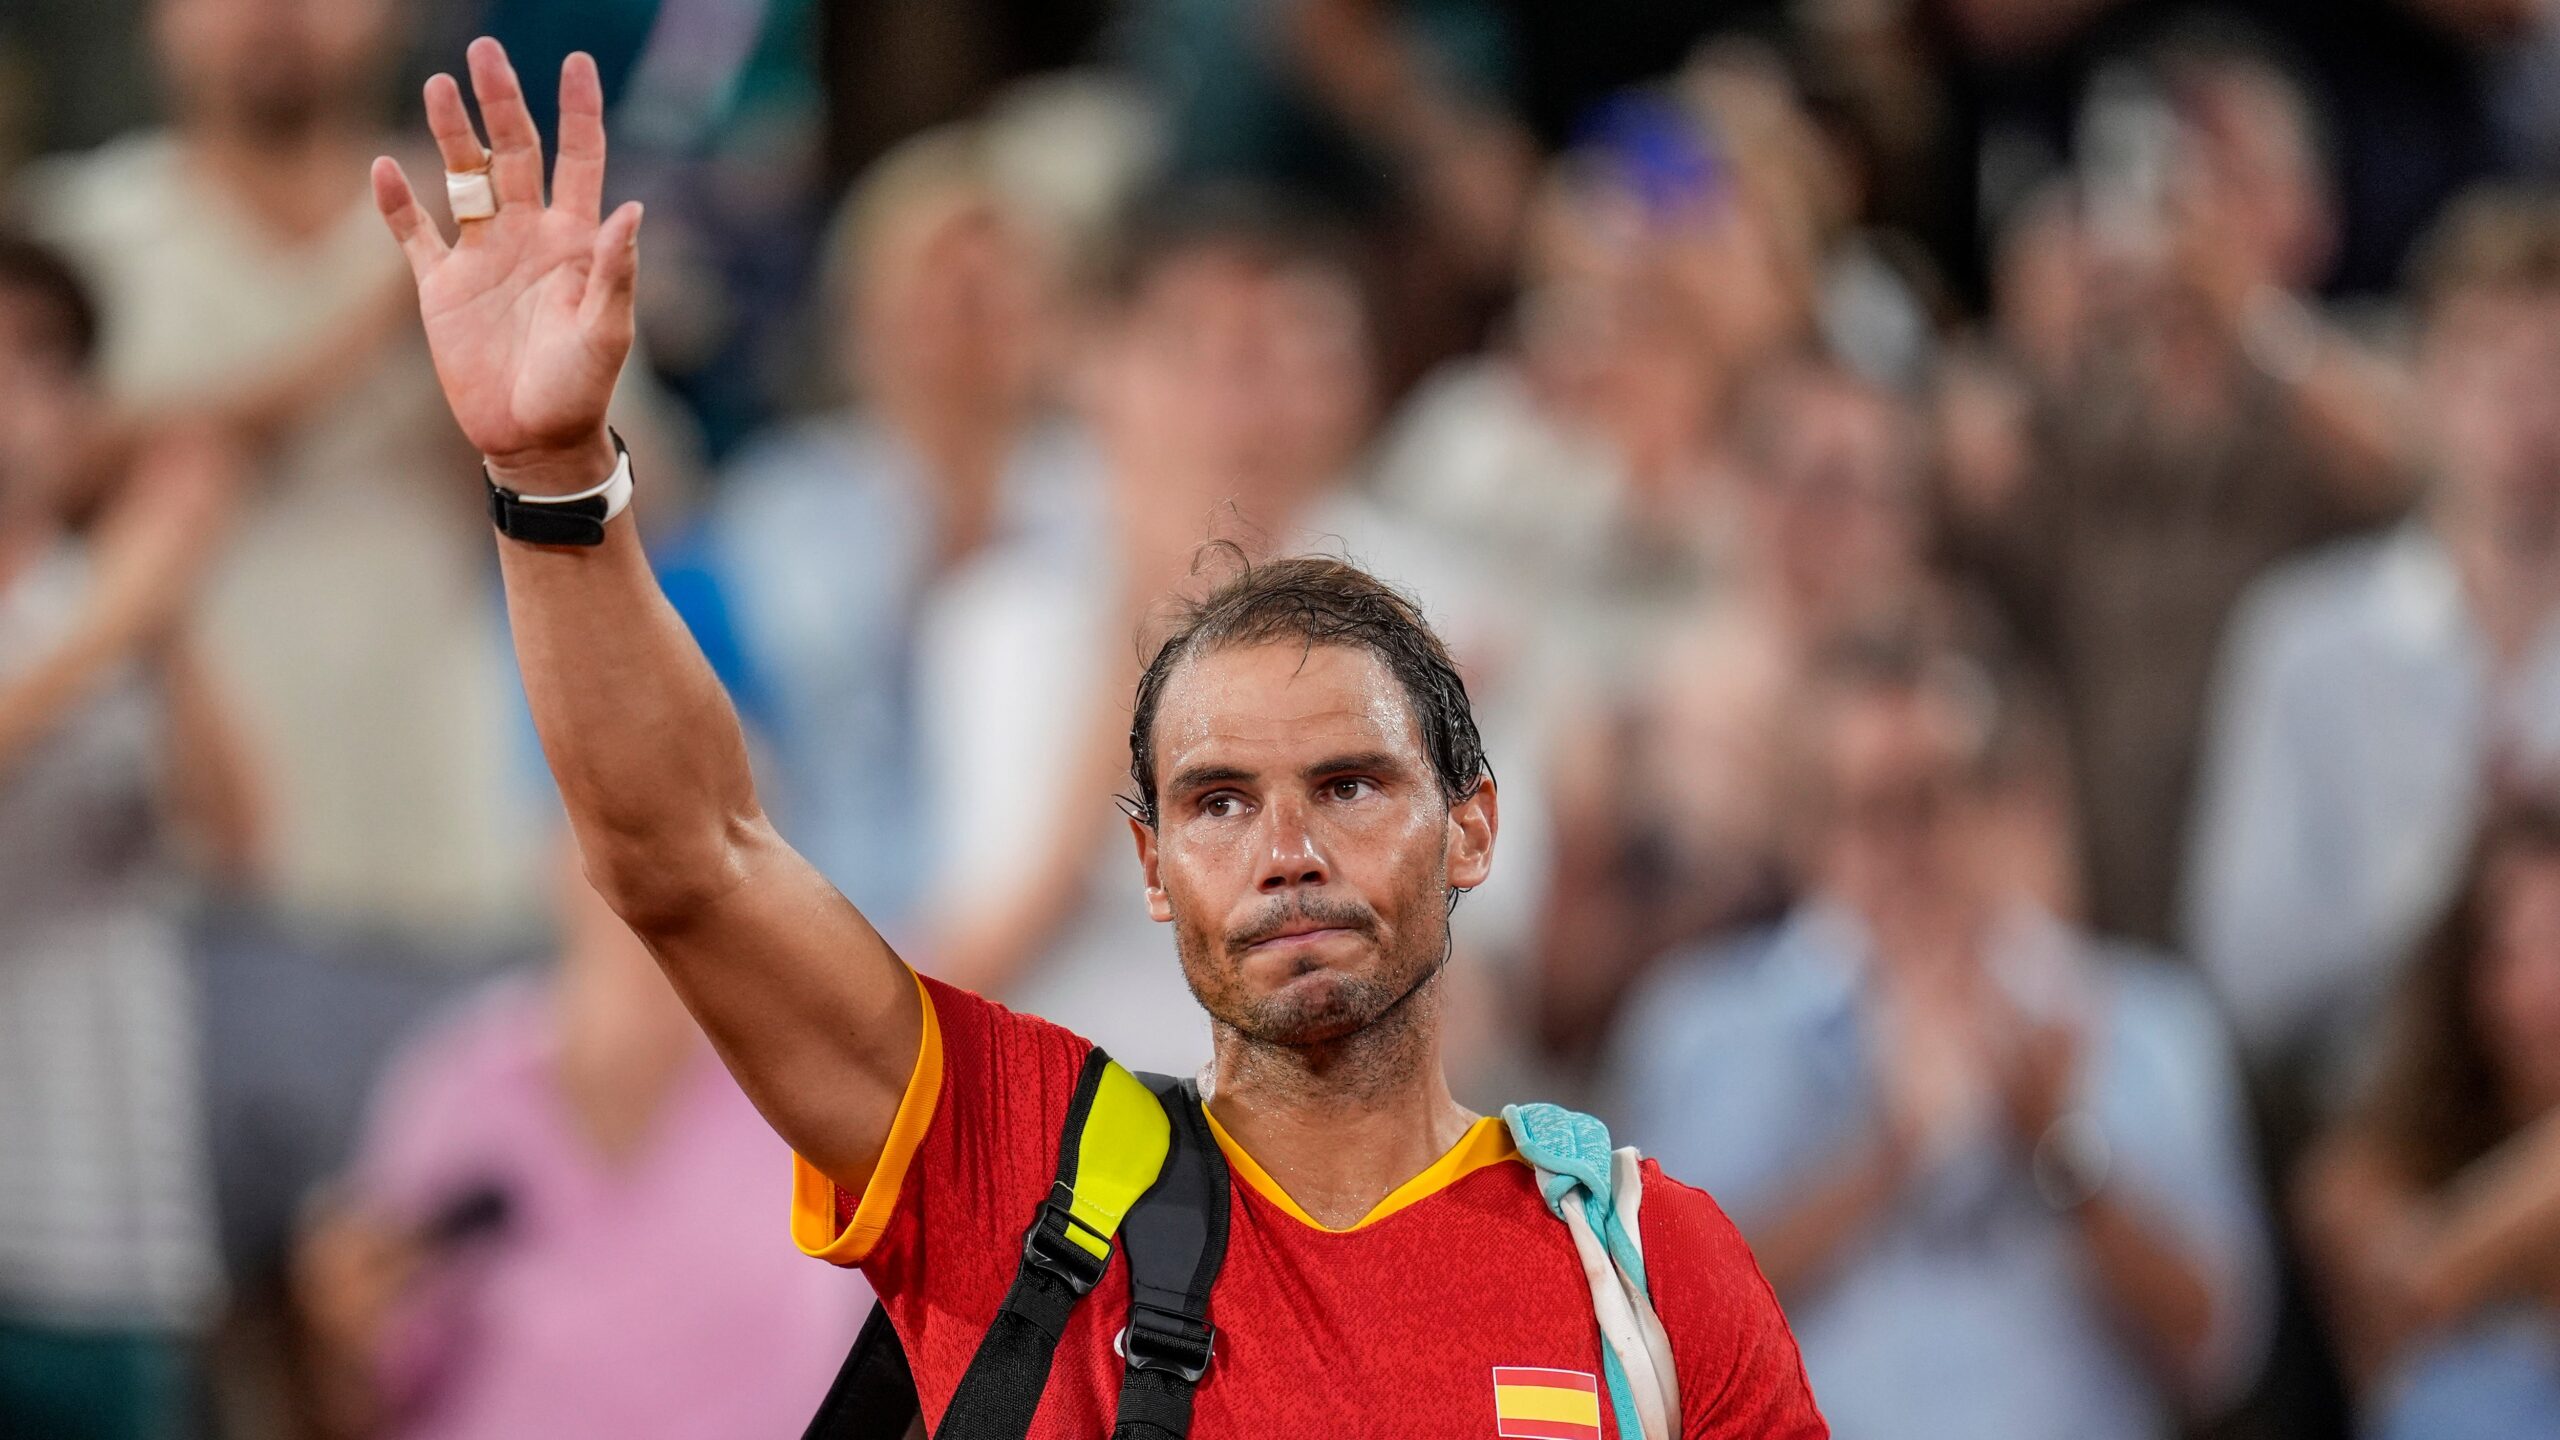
[937,1048,1170,1440]
[801,1302,921,1440]
[1110,1075,1231,1440]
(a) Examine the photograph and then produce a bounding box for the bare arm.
[2069,1190,2220,1383]
[369,39,916,1190]
[157,636,265,885]
[0,426,236,781]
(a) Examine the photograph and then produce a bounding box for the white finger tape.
[446,168,497,222]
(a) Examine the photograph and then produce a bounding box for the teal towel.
[1504,1102,1651,1438]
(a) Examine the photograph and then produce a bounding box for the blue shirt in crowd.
[703,414,1100,935]
[1604,902,2275,1440]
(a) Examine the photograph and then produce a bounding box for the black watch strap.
[485,430,629,547]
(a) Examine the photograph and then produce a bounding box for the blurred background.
[4,0,2560,1437]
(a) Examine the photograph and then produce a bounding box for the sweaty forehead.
[1150,640,1425,778]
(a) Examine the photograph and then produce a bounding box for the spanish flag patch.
[1492,1366,1602,1439]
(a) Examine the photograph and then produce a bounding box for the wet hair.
[0,231,100,372]
[2356,796,2560,1187]
[1124,551,1487,829]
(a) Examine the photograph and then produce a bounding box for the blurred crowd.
[6,0,2560,1438]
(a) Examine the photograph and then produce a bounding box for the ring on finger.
[445,163,498,222]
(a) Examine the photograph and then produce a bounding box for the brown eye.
[1329,778,1371,801]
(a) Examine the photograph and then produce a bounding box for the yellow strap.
[1060,1061,1172,1260]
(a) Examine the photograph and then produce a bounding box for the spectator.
[706,121,1092,932]
[1532,360,1934,1067]
[911,185,1515,1075]
[1118,0,1537,383]
[2295,798,2560,1437]
[294,836,864,1440]
[1606,624,2274,1440]
[2187,186,2560,1106]
[0,233,253,1440]
[11,0,692,945]
[1942,34,2413,951]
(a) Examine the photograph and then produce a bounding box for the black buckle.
[1118,1302,1215,1382]
[1020,1186,1111,1296]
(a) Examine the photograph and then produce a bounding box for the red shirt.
[792,975,1827,1439]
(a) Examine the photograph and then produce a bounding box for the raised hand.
[370,39,637,493]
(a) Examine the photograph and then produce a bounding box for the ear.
[1130,814,1175,923]
[1445,775,1498,893]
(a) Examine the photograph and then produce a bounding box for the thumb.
[578,200,642,348]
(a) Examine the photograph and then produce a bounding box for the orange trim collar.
[1202,1108,1519,1233]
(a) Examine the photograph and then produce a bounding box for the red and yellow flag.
[1492,1366,1602,1440]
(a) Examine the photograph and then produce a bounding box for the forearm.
[158,638,266,885]
[2073,1192,2219,1388]
[488,436,758,923]
[0,607,158,780]
[2415,1114,2560,1318]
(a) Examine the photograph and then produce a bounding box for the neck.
[2439,499,2560,665]
[1201,971,1476,1229]
[184,115,373,244]
[552,939,703,1165]
[881,393,1020,569]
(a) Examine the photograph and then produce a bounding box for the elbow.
[576,806,767,933]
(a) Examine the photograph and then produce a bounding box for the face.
[852,196,1052,420]
[154,0,396,138]
[1132,641,1495,1047]
[1095,250,1371,520]
[1810,682,1995,931]
[1743,377,1925,635]
[2425,292,2560,552]
[2479,853,2560,1119]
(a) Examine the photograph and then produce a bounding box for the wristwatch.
[2031,1110,2112,1213]
[485,430,634,547]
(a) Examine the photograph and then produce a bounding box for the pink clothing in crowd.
[350,980,866,1440]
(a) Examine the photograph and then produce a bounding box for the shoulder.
[1634,1163,1761,1287]
[350,975,551,1197]
[1612,923,1838,1072]
[1637,1163,1826,1432]
[2087,944,2242,1082]
[11,134,183,257]
[711,416,911,541]
[373,976,551,1107]
[2220,529,2407,680]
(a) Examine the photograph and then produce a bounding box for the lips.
[1243,925,1357,954]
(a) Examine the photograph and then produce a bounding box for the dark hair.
[2357,797,2560,1188]
[1124,551,1487,828]
[1104,181,1369,313]
[0,231,100,372]
[2408,186,2560,324]
[1804,600,2062,793]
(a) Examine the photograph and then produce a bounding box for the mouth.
[1241,926,1359,956]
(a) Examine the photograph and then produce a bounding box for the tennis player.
[370,38,1824,1439]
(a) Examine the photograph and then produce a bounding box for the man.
[707,120,1091,932]
[1605,628,2272,1440]
[295,838,864,1440]
[0,233,250,1439]
[2186,185,2560,1107]
[910,183,1531,1075]
[368,39,1824,1436]
[1940,35,2411,951]
[13,0,550,941]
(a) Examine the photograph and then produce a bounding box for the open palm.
[371,39,639,479]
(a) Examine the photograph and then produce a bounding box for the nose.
[1254,795,1330,894]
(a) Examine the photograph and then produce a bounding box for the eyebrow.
[1165,751,1412,799]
